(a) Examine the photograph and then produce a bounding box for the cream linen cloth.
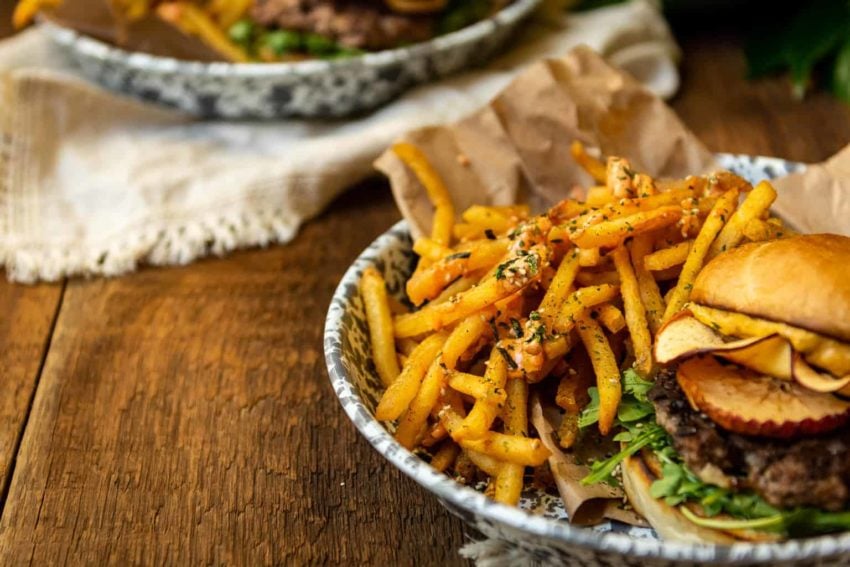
[0,0,679,282]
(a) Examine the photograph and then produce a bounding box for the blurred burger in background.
[13,0,513,62]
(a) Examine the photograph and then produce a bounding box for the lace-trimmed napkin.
[0,0,678,282]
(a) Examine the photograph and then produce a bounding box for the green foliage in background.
[744,0,850,101]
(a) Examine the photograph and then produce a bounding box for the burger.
[588,234,850,542]
[14,0,511,62]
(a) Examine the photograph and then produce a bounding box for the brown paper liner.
[375,45,717,239]
[530,394,646,527]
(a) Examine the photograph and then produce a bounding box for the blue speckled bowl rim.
[40,0,540,77]
[324,154,850,563]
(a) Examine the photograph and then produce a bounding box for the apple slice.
[792,355,850,393]
[676,356,850,438]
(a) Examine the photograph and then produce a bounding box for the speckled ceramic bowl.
[325,154,850,565]
[40,0,539,119]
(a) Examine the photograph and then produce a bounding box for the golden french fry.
[574,187,694,228]
[429,441,460,473]
[644,240,692,271]
[395,313,491,448]
[552,284,620,335]
[413,238,451,262]
[578,247,602,267]
[549,198,591,224]
[596,304,626,334]
[157,3,251,62]
[393,142,455,246]
[460,432,549,466]
[575,312,621,436]
[556,414,580,450]
[742,218,792,242]
[629,235,666,335]
[537,248,580,327]
[394,247,546,338]
[361,267,401,388]
[453,349,508,440]
[607,156,637,198]
[570,141,607,183]
[494,464,524,505]
[707,180,778,259]
[585,186,614,207]
[634,173,658,197]
[663,189,739,323]
[376,333,446,421]
[495,379,527,505]
[13,0,62,28]
[611,246,652,376]
[430,274,479,305]
[461,205,514,234]
[503,377,528,435]
[465,449,504,476]
[448,370,507,406]
[571,206,682,249]
[575,270,620,286]
[406,239,508,306]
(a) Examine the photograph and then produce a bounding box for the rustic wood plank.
[0,278,63,503]
[3,32,850,566]
[0,183,467,565]
[672,34,850,162]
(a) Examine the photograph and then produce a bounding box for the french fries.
[360,267,401,387]
[575,312,621,435]
[707,181,777,259]
[629,235,666,335]
[611,246,652,376]
[663,188,739,323]
[393,142,455,247]
[365,143,788,508]
[644,240,691,271]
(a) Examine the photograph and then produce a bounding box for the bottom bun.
[621,455,737,544]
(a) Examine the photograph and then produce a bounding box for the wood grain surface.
[1,28,849,565]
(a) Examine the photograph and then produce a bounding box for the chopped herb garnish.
[446,251,471,260]
[496,346,518,369]
[484,229,496,240]
[510,318,524,339]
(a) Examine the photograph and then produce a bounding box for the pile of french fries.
[360,140,788,506]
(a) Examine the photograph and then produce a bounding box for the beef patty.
[650,369,850,511]
[251,0,435,50]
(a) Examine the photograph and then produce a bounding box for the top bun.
[691,234,850,342]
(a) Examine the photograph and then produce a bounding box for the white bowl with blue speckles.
[324,154,850,565]
[40,0,540,119]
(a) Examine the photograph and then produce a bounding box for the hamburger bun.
[620,455,737,544]
[691,234,850,342]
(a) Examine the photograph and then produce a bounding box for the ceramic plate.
[324,154,850,566]
[41,0,539,119]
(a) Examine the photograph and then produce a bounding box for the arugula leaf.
[622,369,653,401]
[581,423,666,486]
[578,387,600,429]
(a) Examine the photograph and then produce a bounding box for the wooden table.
[1,27,849,565]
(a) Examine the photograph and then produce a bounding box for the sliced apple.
[792,355,850,393]
[655,313,784,369]
[654,312,727,363]
[676,356,850,438]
